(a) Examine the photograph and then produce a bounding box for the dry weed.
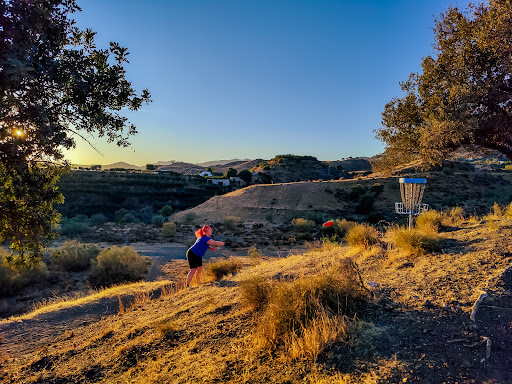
[386,225,440,258]
[416,209,442,232]
[206,258,243,280]
[345,223,380,249]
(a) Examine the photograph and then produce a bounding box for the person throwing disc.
[186,225,225,287]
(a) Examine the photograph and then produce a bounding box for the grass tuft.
[345,223,379,249]
[207,259,243,280]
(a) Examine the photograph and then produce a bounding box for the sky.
[63,0,472,166]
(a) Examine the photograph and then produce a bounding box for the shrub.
[223,216,241,230]
[292,218,316,233]
[370,183,384,196]
[160,205,173,216]
[348,185,367,201]
[248,246,263,265]
[60,220,93,237]
[162,222,177,238]
[246,259,370,359]
[89,246,148,287]
[52,240,99,271]
[505,164,512,171]
[0,249,48,297]
[334,219,356,237]
[207,259,242,280]
[183,211,197,224]
[355,195,374,214]
[239,276,273,311]
[90,213,108,226]
[446,206,465,225]
[151,215,165,227]
[387,226,440,256]
[345,223,379,248]
[416,210,443,232]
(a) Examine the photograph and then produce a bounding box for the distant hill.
[327,157,372,172]
[198,158,251,167]
[72,162,144,170]
[250,155,347,183]
[156,162,205,174]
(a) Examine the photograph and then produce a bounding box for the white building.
[200,171,213,177]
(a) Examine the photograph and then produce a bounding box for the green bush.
[292,218,316,233]
[355,195,375,214]
[348,185,367,201]
[183,211,197,224]
[60,220,93,237]
[224,216,241,230]
[52,240,99,271]
[0,249,48,297]
[345,223,379,248]
[151,215,165,227]
[370,183,384,196]
[162,222,177,238]
[89,246,148,287]
[158,205,173,216]
[90,213,108,226]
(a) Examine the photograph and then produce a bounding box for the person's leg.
[195,266,202,285]
[186,268,196,287]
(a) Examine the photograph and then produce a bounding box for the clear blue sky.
[63,0,471,166]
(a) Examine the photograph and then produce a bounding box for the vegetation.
[387,225,440,257]
[89,246,148,287]
[0,0,150,267]
[345,223,380,248]
[207,259,243,280]
[162,222,177,238]
[223,216,241,230]
[0,249,48,297]
[375,1,512,169]
[52,240,99,272]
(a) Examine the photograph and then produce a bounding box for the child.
[186,225,225,287]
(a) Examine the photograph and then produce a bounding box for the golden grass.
[1,280,174,323]
[4,216,512,383]
[385,225,440,258]
[345,223,380,249]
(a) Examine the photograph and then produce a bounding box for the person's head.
[195,225,212,238]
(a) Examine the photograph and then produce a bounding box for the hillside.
[1,217,511,383]
[171,167,512,225]
[57,170,224,219]
[249,154,347,183]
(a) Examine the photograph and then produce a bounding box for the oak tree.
[0,0,151,265]
[375,0,512,169]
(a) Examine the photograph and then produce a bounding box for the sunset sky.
[63,0,472,166]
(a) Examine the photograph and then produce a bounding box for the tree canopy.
[0,0,151,265]
[375,0,512,169]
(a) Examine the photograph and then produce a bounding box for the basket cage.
[395,178,428,215]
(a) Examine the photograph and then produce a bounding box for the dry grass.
[416,209,443,232]
[345,223,380,249]
[206,258,243,280]
[3,215,512,383]
[386,225,440,258]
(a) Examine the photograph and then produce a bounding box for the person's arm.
[207,239,225,246]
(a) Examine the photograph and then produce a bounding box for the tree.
[225,168,237,178]
[0,0,151,266]
[375,0,512,169]
[146,164,158,171]
[238,169,252,183]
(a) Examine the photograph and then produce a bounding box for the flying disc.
[323,221,334,227]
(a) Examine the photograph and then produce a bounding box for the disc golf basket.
[395,178,429,229]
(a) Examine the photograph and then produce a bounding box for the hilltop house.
[208,178,230,186]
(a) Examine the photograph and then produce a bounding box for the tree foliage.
[225,167,237,178]
[0,0,151,265]
[375,0,512,169]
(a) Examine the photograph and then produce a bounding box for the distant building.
[208,178,230,186]
[200,171,213,177]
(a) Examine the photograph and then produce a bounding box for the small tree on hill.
[239,169,252,184]
[226,168,237,178]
